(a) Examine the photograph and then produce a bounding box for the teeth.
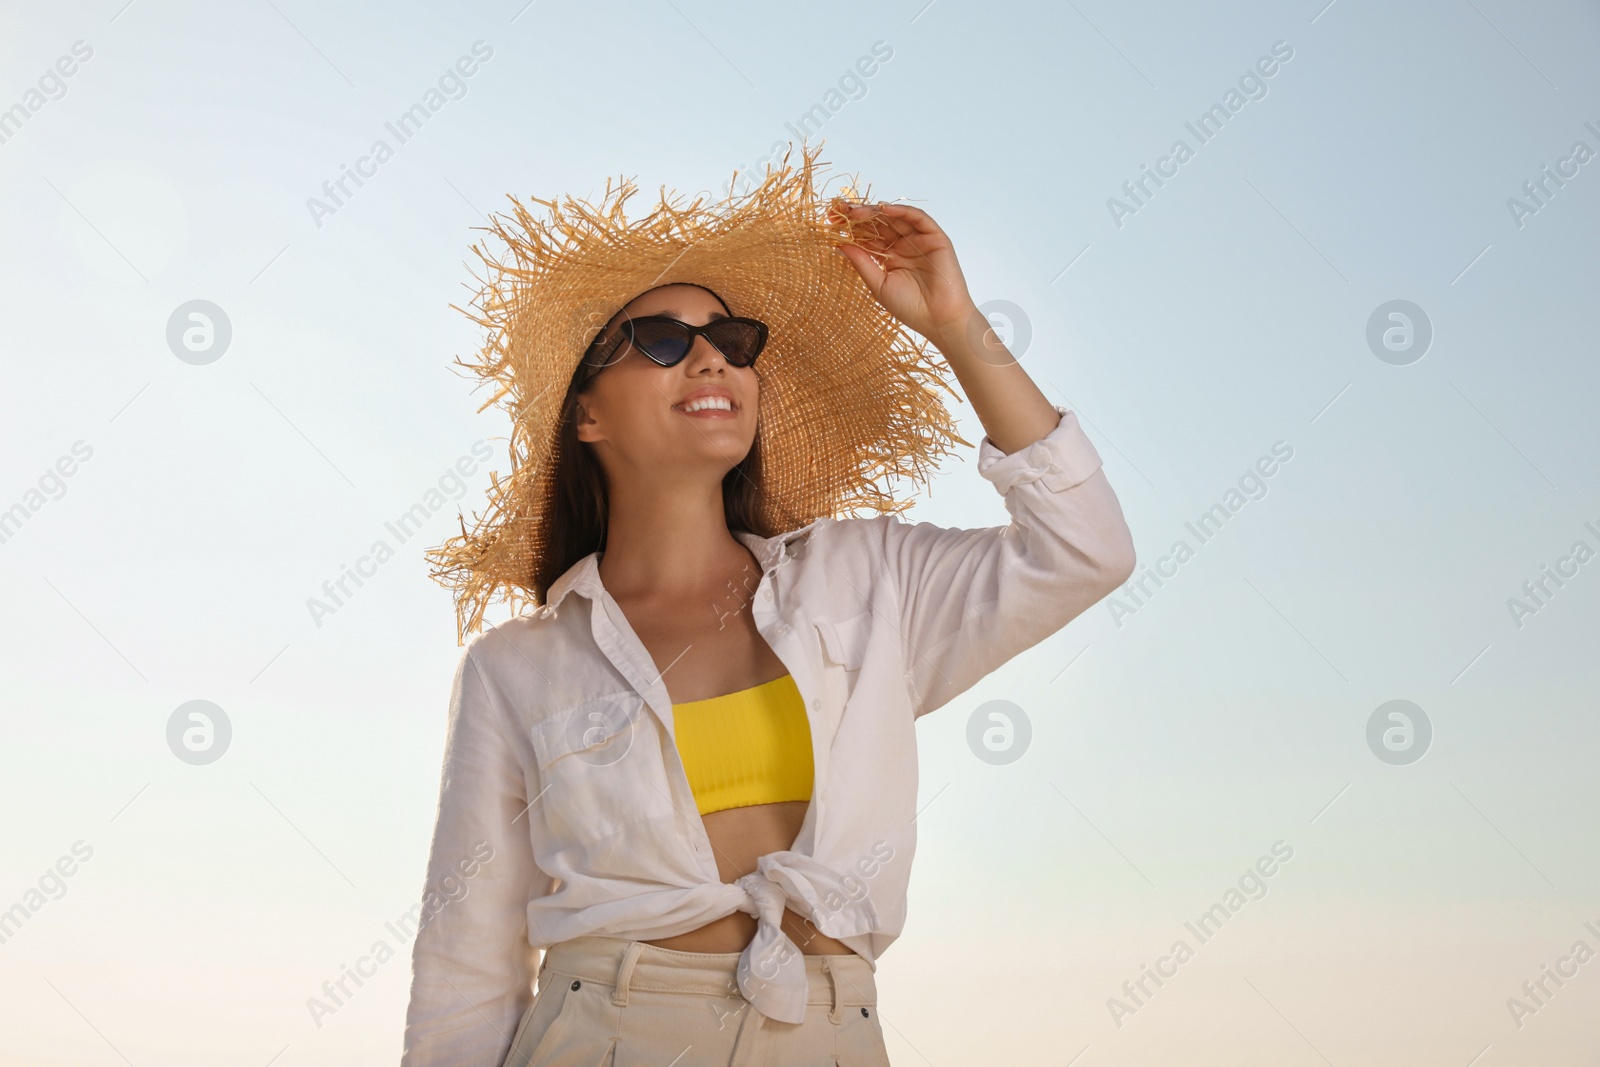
[678,396,733,413]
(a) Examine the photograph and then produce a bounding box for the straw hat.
[426,142,971,644]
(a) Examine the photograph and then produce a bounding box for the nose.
[683,332,733,371]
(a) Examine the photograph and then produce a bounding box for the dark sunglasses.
[586,315,769,370]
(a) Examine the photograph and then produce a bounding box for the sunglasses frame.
[585,314,770,372]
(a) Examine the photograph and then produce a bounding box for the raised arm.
[879,401,1134,716]
[401,644,550,1067]
[831,199,1136,717]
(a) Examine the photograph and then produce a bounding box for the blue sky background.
[2,0,1598,1063]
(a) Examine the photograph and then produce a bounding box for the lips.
[672,388,737,416]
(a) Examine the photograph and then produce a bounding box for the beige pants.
[503,934,892,1066]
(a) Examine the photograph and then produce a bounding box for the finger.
[835,242,887,300]
[827,198,878,224]
[871,211,926,242]
[835,235,936,280]
[830,196,875,211]
[872,235,959,288]
[875,202,944,239]
[840,228,901,256]
[830,198,910,232]
[871,251,928,274]
[860,231,950,269]
[838,204,960,287]
[829,213,901,251]
[838,220,904,253]
[870,209,940,249]
[832,196,934,231]
[837,207,894,230]
[855,207,931,242]
[825,198,864,223]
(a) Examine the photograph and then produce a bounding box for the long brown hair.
[535,285,780,598]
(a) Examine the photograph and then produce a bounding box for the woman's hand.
[827,196,1061,456]
[827,199,981,352]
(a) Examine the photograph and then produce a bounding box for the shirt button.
[762,587,773,601]
[774,623,790,636]
[810,698,820,711]
[1028,442,1052,468]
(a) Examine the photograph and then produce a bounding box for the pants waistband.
[540,935,879,1013]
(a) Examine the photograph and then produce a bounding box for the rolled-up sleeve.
[880,404,1136,718]
[402,644,550,1066]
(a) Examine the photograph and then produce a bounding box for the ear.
[573,395,603,444]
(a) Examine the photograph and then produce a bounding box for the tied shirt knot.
[727,853,881,1025]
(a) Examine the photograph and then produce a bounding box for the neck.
[596,472,759,607]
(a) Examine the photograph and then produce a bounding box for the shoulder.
[457,610,561,689]
[799,513,901,557]
[808,509,940,568]
[457,604,622,728]
[777,514,895,580]
[780,514,906,614]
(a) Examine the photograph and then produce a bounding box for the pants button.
[571,980,581,991]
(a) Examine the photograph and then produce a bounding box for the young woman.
[403,149,1136,1066]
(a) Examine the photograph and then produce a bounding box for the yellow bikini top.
[671,673,813,817]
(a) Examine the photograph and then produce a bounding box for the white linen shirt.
[401,403,1135,1066]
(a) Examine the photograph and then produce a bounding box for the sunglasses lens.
[707,321,765,366]
[627,320,693,365]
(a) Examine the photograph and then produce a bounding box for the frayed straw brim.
[426,142,971,644]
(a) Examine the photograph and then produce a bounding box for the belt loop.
[611,941,645,1007]
[822,956,843,1024]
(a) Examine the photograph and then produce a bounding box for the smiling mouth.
[673,396,737,416]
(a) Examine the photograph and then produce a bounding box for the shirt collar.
[539,517,829,615]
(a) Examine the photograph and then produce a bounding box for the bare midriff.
[607,543,859,958]
[641,799,859,957]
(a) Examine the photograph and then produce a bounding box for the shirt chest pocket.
[814,608,873,713]
[816,608,872,670]
[528,692,676,847]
